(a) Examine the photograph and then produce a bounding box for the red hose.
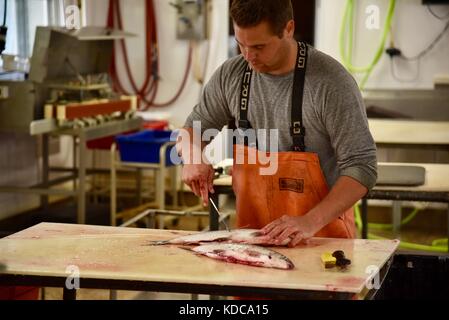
[106,0,192,109]
[151,43,192,108]
[107,0,156,101]
[115,0,151,94]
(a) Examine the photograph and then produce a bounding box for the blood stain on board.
[335,276,365,288]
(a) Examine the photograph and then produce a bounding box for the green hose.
[368,208,419,230]
[432,238,448,246]
[354,202,418,230]
[354,204,448,253]
[339,0,397,89]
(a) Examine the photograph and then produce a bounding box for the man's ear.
[284,20,295,38]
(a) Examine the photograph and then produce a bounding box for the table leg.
[447,203,449,253]
[63,287,77,300]
[110,143,117,226]
[73,136,77,190]
[40,134,49,210]
[77,132,86,224]
[109,290,117,300]
[361,198,368,239]
[136,168,142,205]
[156,166,166,210]
[392,201,402,237]
[156,166,165,229]
[171,166,178,208]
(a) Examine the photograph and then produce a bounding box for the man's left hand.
[260,215,318,247]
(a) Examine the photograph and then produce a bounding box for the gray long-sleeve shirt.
[184,45,377,190]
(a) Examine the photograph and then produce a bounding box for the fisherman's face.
[234,19,294,74]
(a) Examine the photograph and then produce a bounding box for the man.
[177,0,377,247]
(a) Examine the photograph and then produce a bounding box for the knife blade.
[209,197,230,232]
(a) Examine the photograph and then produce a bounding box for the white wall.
[315,0,449,89]
[85,0,229,128]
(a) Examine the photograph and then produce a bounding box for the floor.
[1,192,447,300]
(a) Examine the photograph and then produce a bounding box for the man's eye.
[255,46,264,50]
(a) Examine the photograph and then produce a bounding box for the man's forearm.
[305,176,368,231]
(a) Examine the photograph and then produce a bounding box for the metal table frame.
[109,141,178,226]
[361,190,449,251]
[0,118,142,224]
[0,270,391,300]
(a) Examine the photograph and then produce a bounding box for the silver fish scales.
[149,229,290,246]
[189,243,295,270]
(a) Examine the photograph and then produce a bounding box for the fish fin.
[178,246,193,252]
[146,240,169,246]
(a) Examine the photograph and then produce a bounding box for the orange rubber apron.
[232,145,355,238]
[232,42,355,239]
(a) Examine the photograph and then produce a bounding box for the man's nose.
[243,47,256,61]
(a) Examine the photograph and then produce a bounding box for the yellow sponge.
[321,252,337,269]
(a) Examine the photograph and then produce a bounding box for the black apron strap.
[235,63,257,148]
[238,63,253,130]
[290,41,308,152]
[238,41,308,152]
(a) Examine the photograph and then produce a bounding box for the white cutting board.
[0,223,399,296]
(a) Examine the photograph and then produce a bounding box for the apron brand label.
[279,178,304,193]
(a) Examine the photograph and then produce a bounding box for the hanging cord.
[196,0,213,100]
[389,55,420,82]
[193,0,212,86]
[427,4,449,20]
[192,39,210,86]
[150,41,193,108]
[114,0,155,95]
[401,18,449,61]
[339,0,396,90]
[107,0,193,109]
[386,10,449,82]
[107,0,158,103]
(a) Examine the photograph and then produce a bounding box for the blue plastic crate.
[115,130,179,166]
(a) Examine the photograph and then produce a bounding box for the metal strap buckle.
[292,121,301,135]
[238,120,250,129]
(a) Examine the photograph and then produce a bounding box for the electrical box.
[174,0,208,40]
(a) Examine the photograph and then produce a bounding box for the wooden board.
[214,162,449,192]
[368,119,449,146]
[0,223,399,297]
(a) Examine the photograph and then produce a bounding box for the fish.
[149,229,290,246]
[186,243,295,270]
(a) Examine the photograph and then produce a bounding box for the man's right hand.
[182,163,215,206]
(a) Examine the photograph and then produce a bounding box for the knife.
[209,197,230,232]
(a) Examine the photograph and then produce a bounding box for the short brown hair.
[230,0,294,37]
